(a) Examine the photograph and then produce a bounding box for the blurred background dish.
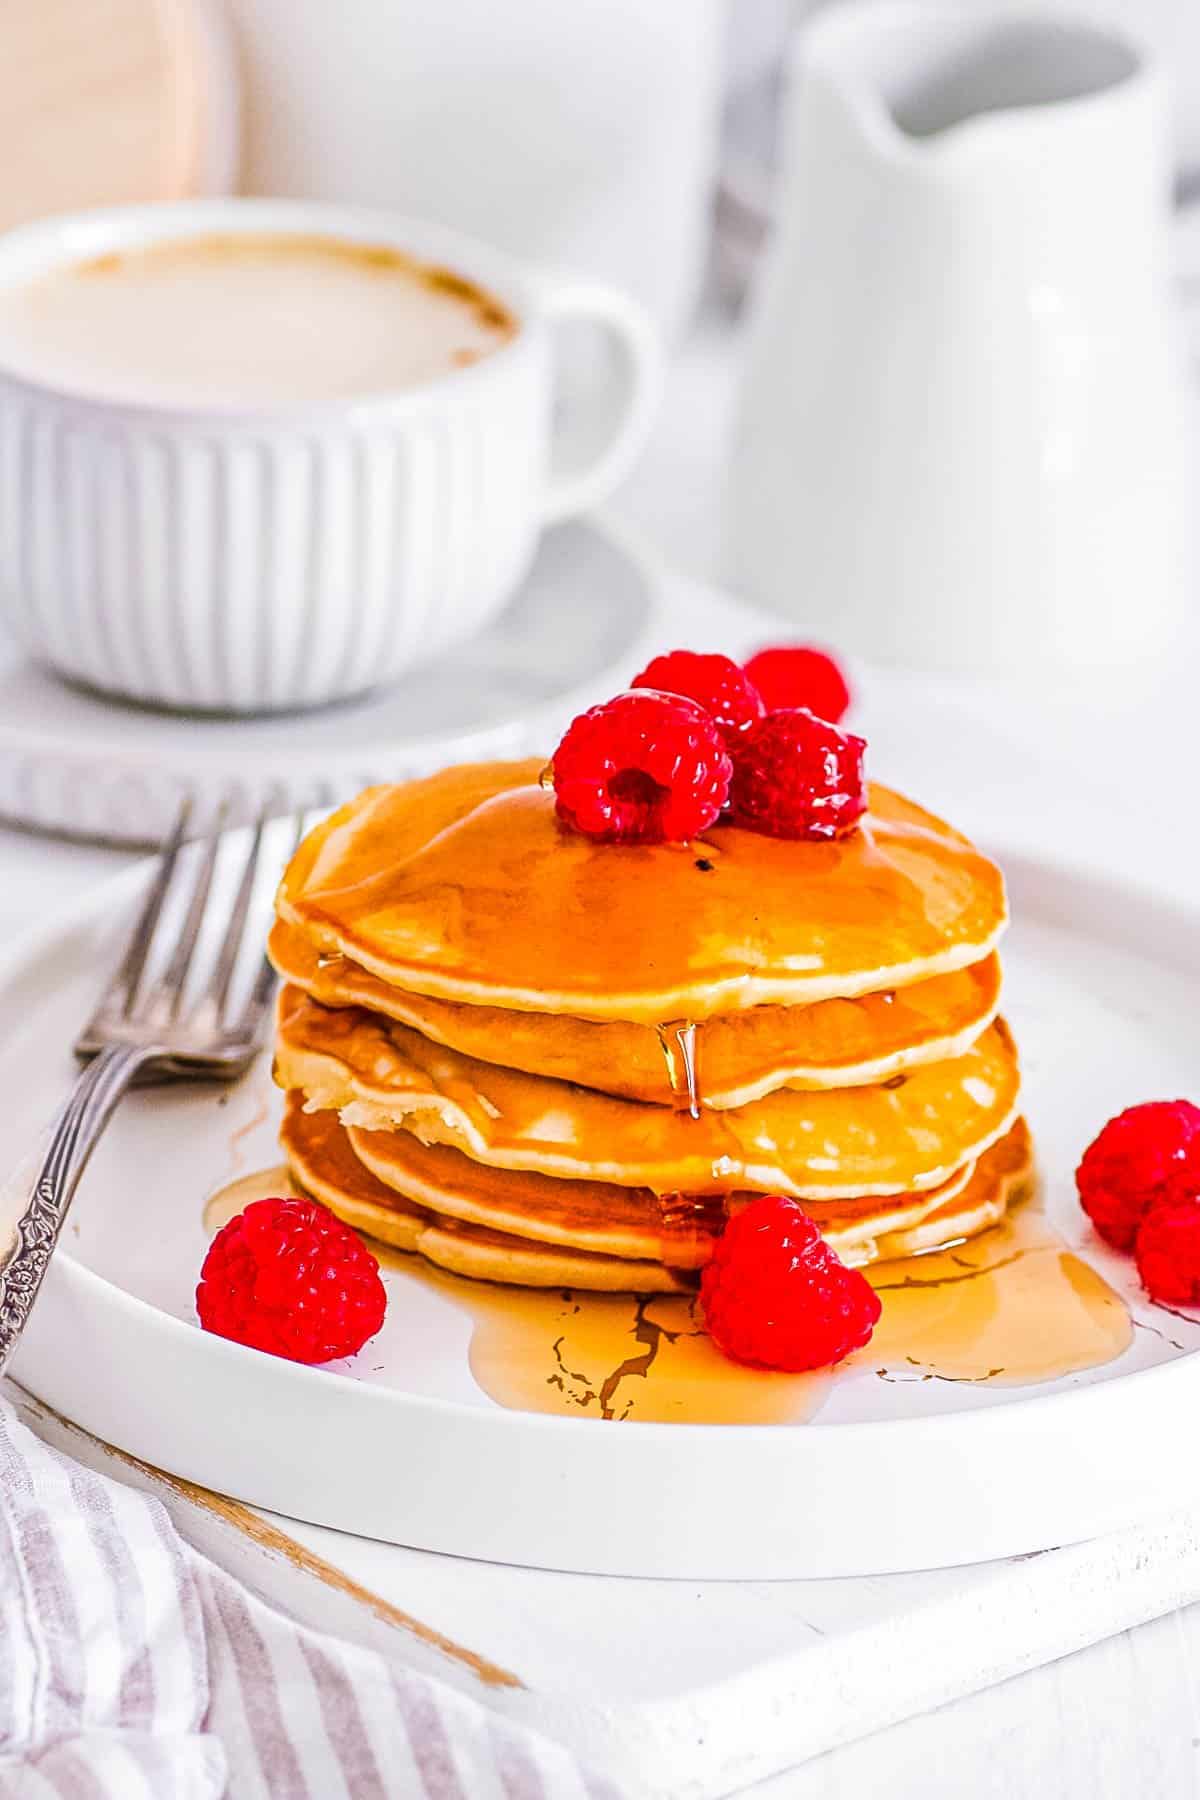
[715,0,1200,305]
[225,0,725,343]
[0,518,668,846]
[0,199,659,713]
[0,0,239,225]
[0,0,1196,742]
[726,3,1188,670]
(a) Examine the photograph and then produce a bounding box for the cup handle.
[535,278,663,523]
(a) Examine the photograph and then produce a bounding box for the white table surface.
[5,308,1200,1798]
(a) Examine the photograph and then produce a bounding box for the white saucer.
[0,518,667,846]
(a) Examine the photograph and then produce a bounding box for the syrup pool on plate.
[202,1170,1133,1422]
[863,1207,1132,1386]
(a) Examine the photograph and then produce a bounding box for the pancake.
[275,762,1008,1022]
[283,1100,690,1293]
[872,1114,1034,1259]
[269,921,1002,1106]
[339,1112,976,1263]
[275,986,1021,1198]
[281,1097,1034,1285]
[282,1095,973,1270]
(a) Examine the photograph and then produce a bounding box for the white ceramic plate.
[7,830,1200,1579]
[0,518,661,846]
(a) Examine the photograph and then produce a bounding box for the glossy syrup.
[655,1020,701,1118]
[203,1163,293,1235]
[290,764,1009,1025]
[450,1284,833,1423]
[865,1206,1132,1386]
[203,1159,1132,1424]
[653,1018,731,1268]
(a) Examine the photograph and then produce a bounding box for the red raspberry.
[196,1195,386,1364]
[552,690,732,844]
[1134,1198,1200,1305]
[700,1194,881,1370]
[743,645,851,723]
[1076,1100,1200,1250]
[631,650,765,739]
[728,708,866,841]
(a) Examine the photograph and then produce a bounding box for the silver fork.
[0,797,296,1373]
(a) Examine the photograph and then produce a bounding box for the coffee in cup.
[0,233,518,408]
[0,200,659,712]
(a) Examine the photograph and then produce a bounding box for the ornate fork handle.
[0,1043,161,1373]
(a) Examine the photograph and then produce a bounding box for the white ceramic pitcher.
[728,3,1188,670]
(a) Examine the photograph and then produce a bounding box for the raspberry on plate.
[743,644,851,723]
[728,707,867,841]
[551,689,732,844]
[631,649,766,739]
[700,1194,881,1371]
[1076,1100,1200,1250]
[1135,1198,1200,1305]
[197,1195,387,1365]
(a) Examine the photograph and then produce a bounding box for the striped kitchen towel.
[0,1395,619,1799]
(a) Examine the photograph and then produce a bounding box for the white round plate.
[0,518,660,846]
[7,830,1200,1579]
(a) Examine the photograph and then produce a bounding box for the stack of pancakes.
[268,760,1032,1292]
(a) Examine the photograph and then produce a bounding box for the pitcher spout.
[794,2,1147,168]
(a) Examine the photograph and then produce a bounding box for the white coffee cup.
[0,199,661,713]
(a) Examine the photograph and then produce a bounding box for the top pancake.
[276,761,1008,1023]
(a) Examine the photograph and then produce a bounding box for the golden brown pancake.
[337,1110,975,1264]
[275,762,1008,1022]
[275,987,1021,1199]
[282,1100,691,1292]
[873,1114,1034,1258]
[280,1096,1034,1285]
[269,921,1002,1106]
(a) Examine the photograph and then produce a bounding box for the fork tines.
[75,796,303,1067]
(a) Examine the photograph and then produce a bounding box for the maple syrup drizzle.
[203,1163,295,1234]
[655,1019,701,1118]
[202,1167,1135,1424]
[650,1017,729,1265]
[456,1286,832,1424]
[863,1205,1133,1386]
[655,1192,730,1270]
